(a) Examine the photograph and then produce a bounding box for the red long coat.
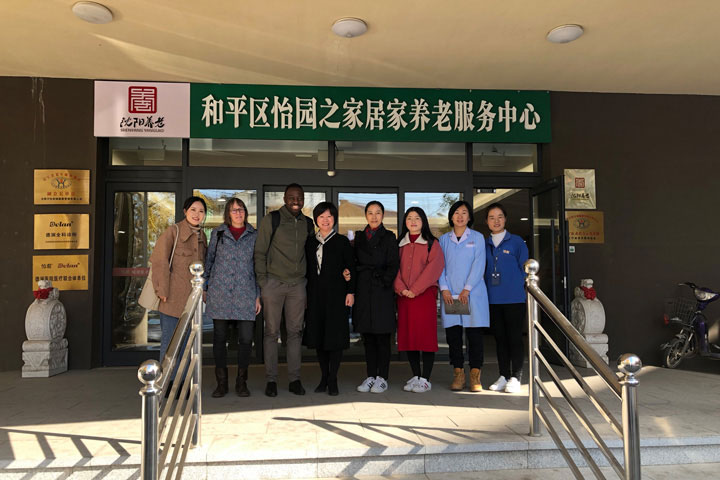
[393,234,445,352]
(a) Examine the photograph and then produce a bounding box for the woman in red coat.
[394,207,445,393]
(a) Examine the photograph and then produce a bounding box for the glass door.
[531,176,570,360]
[103,183,182,366]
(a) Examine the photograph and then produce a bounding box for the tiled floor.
[1,360,719,478]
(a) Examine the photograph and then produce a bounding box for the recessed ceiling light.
[72,2,114,24]
[546,24,584,44]
[332,18,368,38]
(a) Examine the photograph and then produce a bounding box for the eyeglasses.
[230,208,244,214]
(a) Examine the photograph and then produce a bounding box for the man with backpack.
[254,183,314,397]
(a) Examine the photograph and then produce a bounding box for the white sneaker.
[412,377,432,393]
[489,376,508,391]
[504,377,521,393]
[403,376,419,392]
[357,376,375,393]
[370,376,388,393]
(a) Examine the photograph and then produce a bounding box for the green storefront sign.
[190,84,550,143]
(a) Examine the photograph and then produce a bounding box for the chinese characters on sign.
[32,255,89,290]
[34,214,90,250]
[564,169,597,209]
[128,86,157,113]
[34,170,90,205]
[190,85,551,143]
[567,211,604,244]
[94,81,190,137]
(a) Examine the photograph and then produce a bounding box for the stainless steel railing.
[525,259,641,480]
[138,262,205,480]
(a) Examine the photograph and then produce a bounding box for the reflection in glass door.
[337,192,398,237]
[531,177,570,361]
[405,192,461,238]
[111,191,176,352]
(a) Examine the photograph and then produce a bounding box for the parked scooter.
[661,282,720,368]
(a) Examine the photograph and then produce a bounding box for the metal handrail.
[138,262,205,480]
[525,259,642,480]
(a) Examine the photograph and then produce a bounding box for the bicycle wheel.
[662,337,687,368]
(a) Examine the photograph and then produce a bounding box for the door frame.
[102,181,184,367]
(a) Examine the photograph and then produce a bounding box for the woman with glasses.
[204,198,260,398]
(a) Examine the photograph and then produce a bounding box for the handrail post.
[189,262,204,447]
[138,359,162,480]
[524,259,541,436]
[618,353,642,480]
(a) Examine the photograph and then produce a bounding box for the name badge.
[503,249,510,254]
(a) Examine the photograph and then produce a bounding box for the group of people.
[148,183,528,399]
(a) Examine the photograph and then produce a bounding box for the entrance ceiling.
[3,1,720,95]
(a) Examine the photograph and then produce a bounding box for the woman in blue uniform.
[438,200,490,392]
[484,202,529,394]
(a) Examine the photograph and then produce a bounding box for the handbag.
[139,224,179,311]
[444,298,471,315]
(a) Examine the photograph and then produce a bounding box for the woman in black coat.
[305,202,356,396]
[352,201,400,394]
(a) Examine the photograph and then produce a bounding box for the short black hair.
[182,195,207,213]
[485,202,508,219]
[364,201,385,214]
[284,183,304,194]
[312,201,338,227]
[448,200,474,228]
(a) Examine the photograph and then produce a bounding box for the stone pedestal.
[569,279,609,368]
[22,280,68,377]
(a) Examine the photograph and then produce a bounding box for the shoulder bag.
[139,224,179,311]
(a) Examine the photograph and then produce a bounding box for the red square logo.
[575,177,585,188]
[128,86,157,114]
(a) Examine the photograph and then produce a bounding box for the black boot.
[236,368,250,397]
[314,376,328,393]
[212,367,229,398]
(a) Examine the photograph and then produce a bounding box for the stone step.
[3,433,718,479]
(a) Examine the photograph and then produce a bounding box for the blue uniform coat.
[438,228,490,328]
[484,231,529,304]
[203,223,260,321]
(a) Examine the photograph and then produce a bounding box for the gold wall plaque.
[567,210,604,244]
[32,254,89,290]
[34,214,90,250]
[34,169,90,204]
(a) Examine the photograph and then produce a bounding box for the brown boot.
[212,367,228,398]
[450,368,466,391]
[469,368,482,392]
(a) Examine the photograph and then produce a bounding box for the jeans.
[159,312,188,381]
[213,319,254,369]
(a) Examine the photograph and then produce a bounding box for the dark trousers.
[445,325,484,369]
[363,333,391,380]
[407,351,435,380]
[317,349,343,382]
[213,319,254,369]
[490,303,526,379]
